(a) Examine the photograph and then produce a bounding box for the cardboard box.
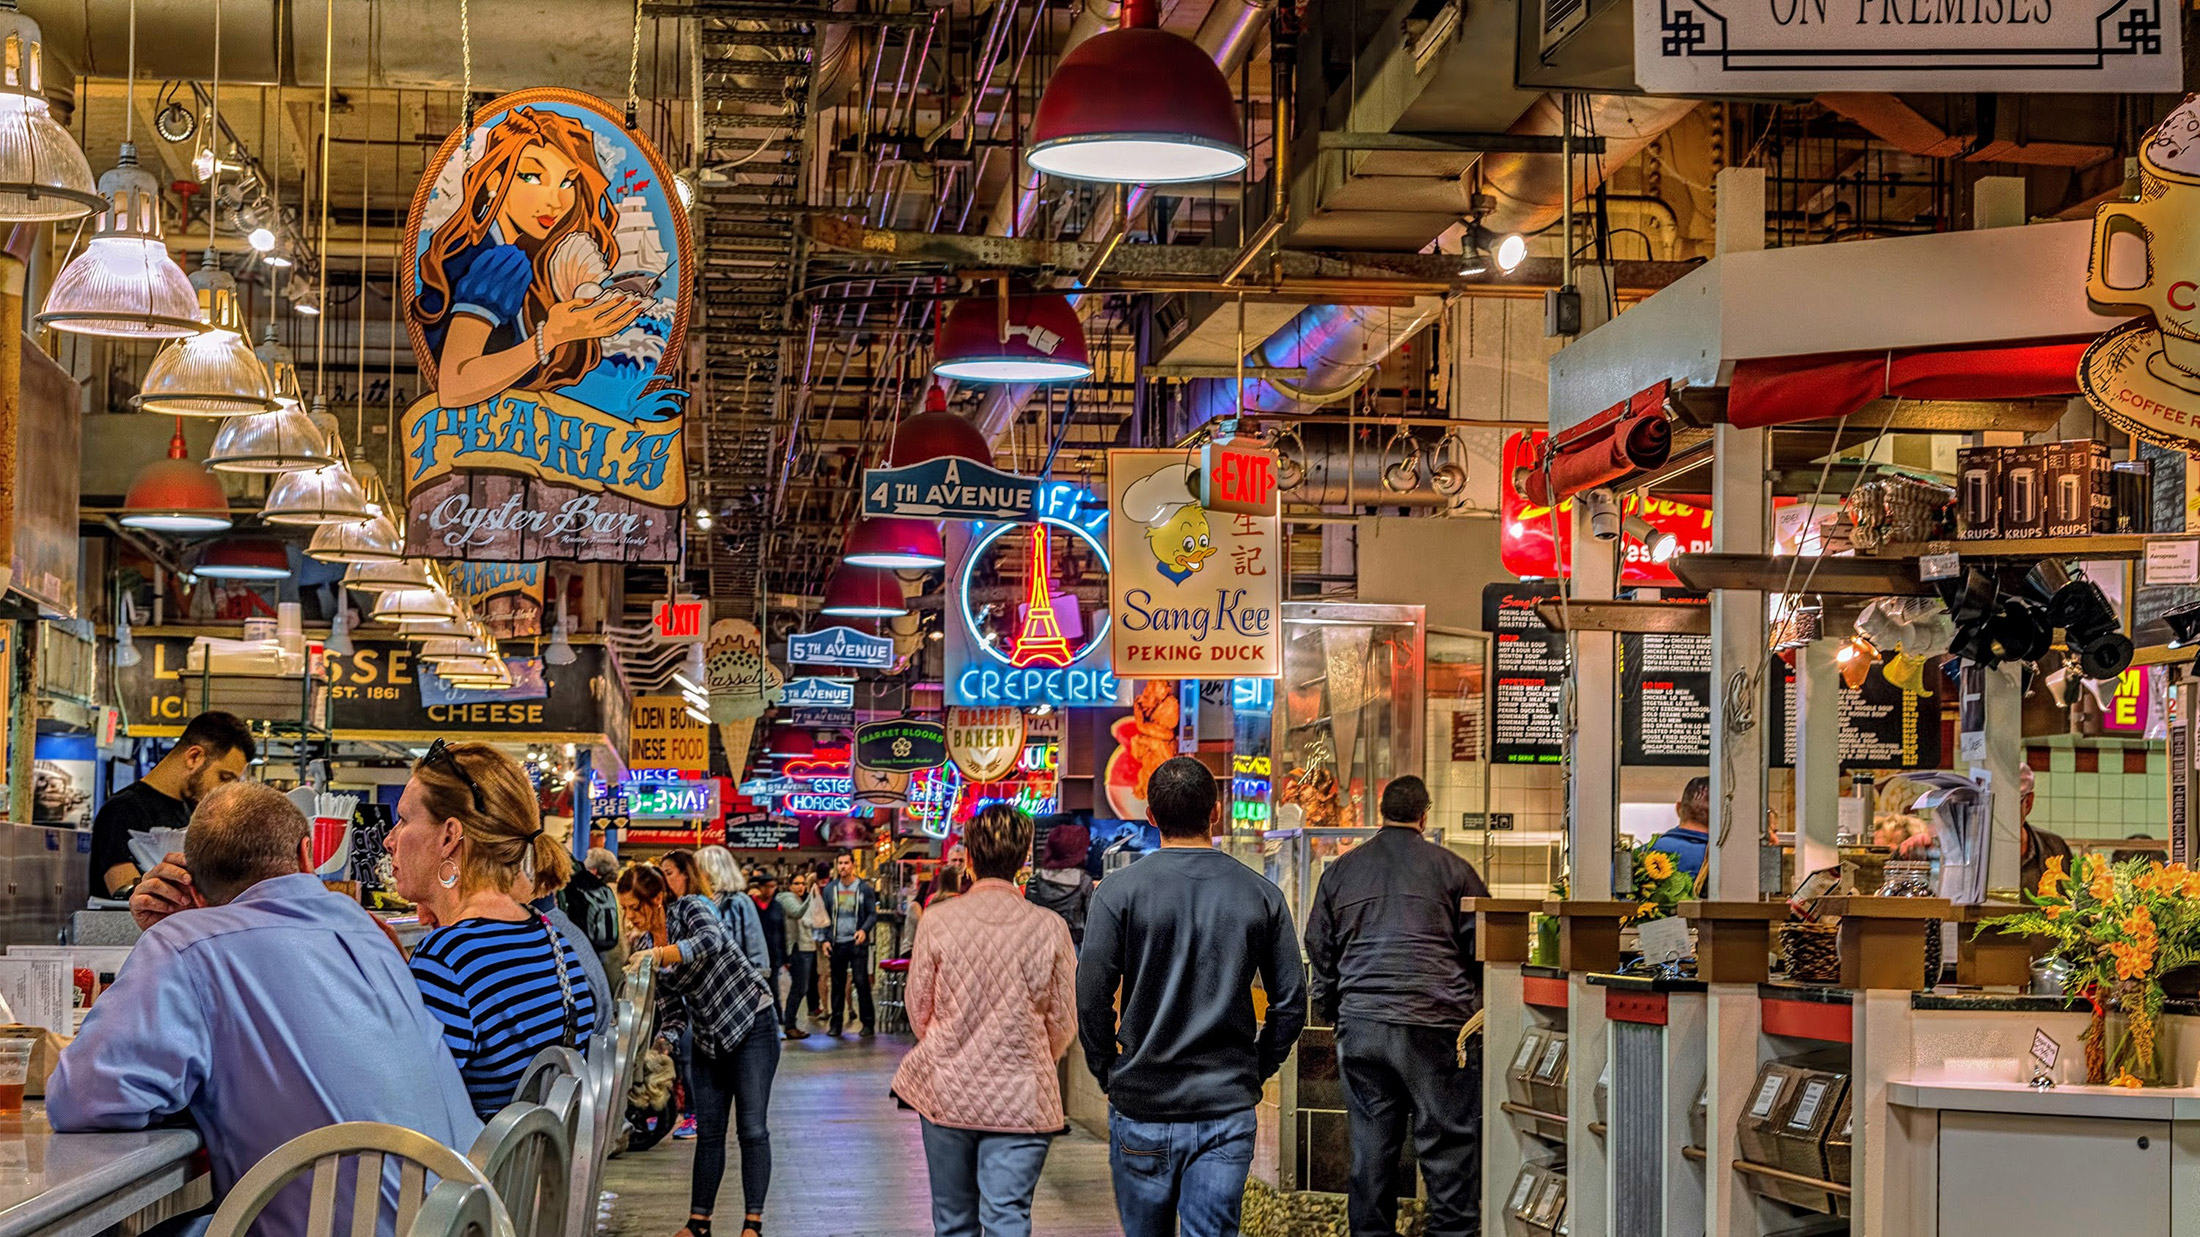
[1999,443,2048,538]
[2044,439,2113,537]
[1957,446,2001,539]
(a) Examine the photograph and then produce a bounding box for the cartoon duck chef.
[1122,463,1216,584]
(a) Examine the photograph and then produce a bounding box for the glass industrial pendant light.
[255,324,305,410]
[345,557,437,594]
[307,468,404,563]
[371,586,460,626]
[38,0,197,336]
[208,322,327,471]
[0,0,100,222]
[117,419,232,534]
[261,396,370,524]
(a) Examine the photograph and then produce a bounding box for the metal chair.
[408,1181,503,1237]
[876,957,911,1034]
[513,1065,595,1237]
[467,1098,573,1237]
[203,1122,508,1237]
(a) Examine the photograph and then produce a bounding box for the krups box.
[1999,443,2048,538]
[2044,439,2114,537]
[1957,446,2001,540]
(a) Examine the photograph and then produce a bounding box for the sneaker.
[783,1027,809,1040]
[671,1116,698,1141]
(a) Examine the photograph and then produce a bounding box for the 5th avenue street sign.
[863,457,1040,522]
[787,625,896,669]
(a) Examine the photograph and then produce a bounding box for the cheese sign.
[946,706,1026,781]
[1199,442,1281,517]
[1109,449,1281,679]
[629,695,710,769]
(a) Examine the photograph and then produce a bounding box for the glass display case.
[1272,602,1426,833]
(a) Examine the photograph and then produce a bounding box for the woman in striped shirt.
[384,740,600,1118]
[620,863,779,1237]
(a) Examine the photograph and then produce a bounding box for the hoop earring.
[438,860,460,890]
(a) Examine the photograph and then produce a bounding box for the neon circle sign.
[949,481,1122,708]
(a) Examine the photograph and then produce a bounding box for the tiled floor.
[599,1032,1124,1237]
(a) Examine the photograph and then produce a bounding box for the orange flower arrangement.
[1984,855,2200,1087]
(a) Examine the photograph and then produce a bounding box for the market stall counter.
[0,1104,204,1237]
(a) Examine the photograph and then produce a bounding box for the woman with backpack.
[667,849,769,974]
[1026,821,1093,949]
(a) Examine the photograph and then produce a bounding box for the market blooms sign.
[400,88,692,562]
[1108,449,1279,679]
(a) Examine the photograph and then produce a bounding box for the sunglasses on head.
[424,738,487,815]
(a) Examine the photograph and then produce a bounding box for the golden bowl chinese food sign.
[400,88,692,562]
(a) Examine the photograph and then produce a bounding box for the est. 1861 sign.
[401,88,692,563]
[1108,449,1280,679]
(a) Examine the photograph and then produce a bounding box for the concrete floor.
[598,1032,1125,1237]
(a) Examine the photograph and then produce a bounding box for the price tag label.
[1919,551,1962,582]
[1637,915,1692,963]
[2147,539,2200,587]
[2032,1027,2060,1071]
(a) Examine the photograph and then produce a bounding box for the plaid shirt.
[651,895,775,1055]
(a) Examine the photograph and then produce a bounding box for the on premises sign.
[1635,0,2178,93]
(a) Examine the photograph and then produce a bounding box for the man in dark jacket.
[1028,819,1094,948]
[1304,775,1490,1237]
[1079,757,1307,1237]
[824,850,879,1036]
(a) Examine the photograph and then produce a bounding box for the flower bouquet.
[1980,854,2200,1087]
[1626,844,1695,925]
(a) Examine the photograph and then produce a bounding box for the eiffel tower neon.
[1012,523,1074,668]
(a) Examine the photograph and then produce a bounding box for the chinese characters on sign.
[1107,449,1280,679]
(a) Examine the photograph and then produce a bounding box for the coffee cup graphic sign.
[400,88,692,562]
[854,719,947,773]
[2083,95,2200,451]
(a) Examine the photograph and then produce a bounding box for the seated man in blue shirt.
[49,782,482,1237]
[1648,776,1713,878]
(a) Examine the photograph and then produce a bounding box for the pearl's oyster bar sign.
[399,88,692,563]
[1635,0,2178,91]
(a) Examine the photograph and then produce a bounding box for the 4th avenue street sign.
[863,458,1040,522]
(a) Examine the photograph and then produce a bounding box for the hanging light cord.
[460,0,474,142]
[207,0,221,244]
[625,0,645,128]
[314,0,335,399]
[124,0,135,142]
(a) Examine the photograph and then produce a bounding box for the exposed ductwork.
[1479,94,1700,236]
[1272,424,1456,508]
[1183,298,1444,425]
[23,0,686,95]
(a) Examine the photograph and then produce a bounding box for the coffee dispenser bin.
[1509,1028,1547,1108]
[1767,1068,1849,1211]
[1824,1088,1854,1217]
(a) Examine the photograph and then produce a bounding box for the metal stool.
[876,957,911,1034]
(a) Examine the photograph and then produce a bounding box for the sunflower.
[1643,851,1676,882]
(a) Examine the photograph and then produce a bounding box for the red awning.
[1725,340,2090,430]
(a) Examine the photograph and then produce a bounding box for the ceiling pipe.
[1182,298,1444,424]
[1272,424,1454,507]
[1479,93,1699,237]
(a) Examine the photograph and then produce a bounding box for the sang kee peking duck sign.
[399,88,691,562]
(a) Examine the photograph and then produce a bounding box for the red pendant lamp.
[1026,0,1247,185]
[843,517,947,569]
[819,563,909,618]
[888,384,994,467]
[193,537,291,580]
[119,421,233,534]
[933,284,1093,383]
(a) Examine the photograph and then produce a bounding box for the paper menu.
[0,960,70,1034]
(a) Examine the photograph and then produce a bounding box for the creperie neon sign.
[951,481,1123,708]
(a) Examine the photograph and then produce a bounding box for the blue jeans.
[688,1008,782,1217]
[1107,1108,1257,1237]
[919,1119,1054,1237]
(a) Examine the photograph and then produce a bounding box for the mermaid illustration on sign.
[400,87,693,563]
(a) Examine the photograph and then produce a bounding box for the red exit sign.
[1200,442,1279,516]
[653,597,708,641]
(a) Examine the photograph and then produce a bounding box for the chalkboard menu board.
[1620,617,1714,765]
[1483,582,1566,764]
[1769,660,1945,770]
[724,812,804,849]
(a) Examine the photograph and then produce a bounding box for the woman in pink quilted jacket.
[891,803,1079,1237]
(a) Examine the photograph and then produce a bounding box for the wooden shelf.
[1533,599,1709,635]
[1669,553,1929,596]
[1870,533,2193,561]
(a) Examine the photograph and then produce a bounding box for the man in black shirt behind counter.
[89,711,255,898]
[1305,774,1491,1237]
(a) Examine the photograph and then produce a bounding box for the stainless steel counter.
[0,1104,203,1237]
